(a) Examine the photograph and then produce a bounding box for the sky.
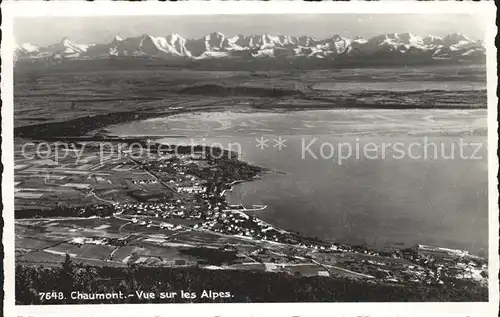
[15,14,486,46]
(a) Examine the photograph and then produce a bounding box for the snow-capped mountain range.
[14,32,485,63]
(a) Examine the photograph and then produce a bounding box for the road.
[42,249,124,266]
[309,258,375,279]
[87,190,115,205]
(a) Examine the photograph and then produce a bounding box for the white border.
[2,1,498,16]
[2,1,498,317]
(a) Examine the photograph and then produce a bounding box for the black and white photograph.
[1,1,498,314]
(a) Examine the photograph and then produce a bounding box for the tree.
[15,265,38,304]
[62,254,74,274]
[60,254,76,296]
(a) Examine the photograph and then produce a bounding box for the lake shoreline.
[98,106,487,257]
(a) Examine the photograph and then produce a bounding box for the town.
[15,139,488,289]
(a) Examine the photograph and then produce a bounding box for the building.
[177,185,206,194]
[174,259,187,266]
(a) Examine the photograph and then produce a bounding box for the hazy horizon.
[15,14,485,46]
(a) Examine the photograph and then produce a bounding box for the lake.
[107,109,488,256]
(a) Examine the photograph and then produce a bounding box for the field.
[14,65,486,133]
[16,216,250,267]
[14,140,177,209]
